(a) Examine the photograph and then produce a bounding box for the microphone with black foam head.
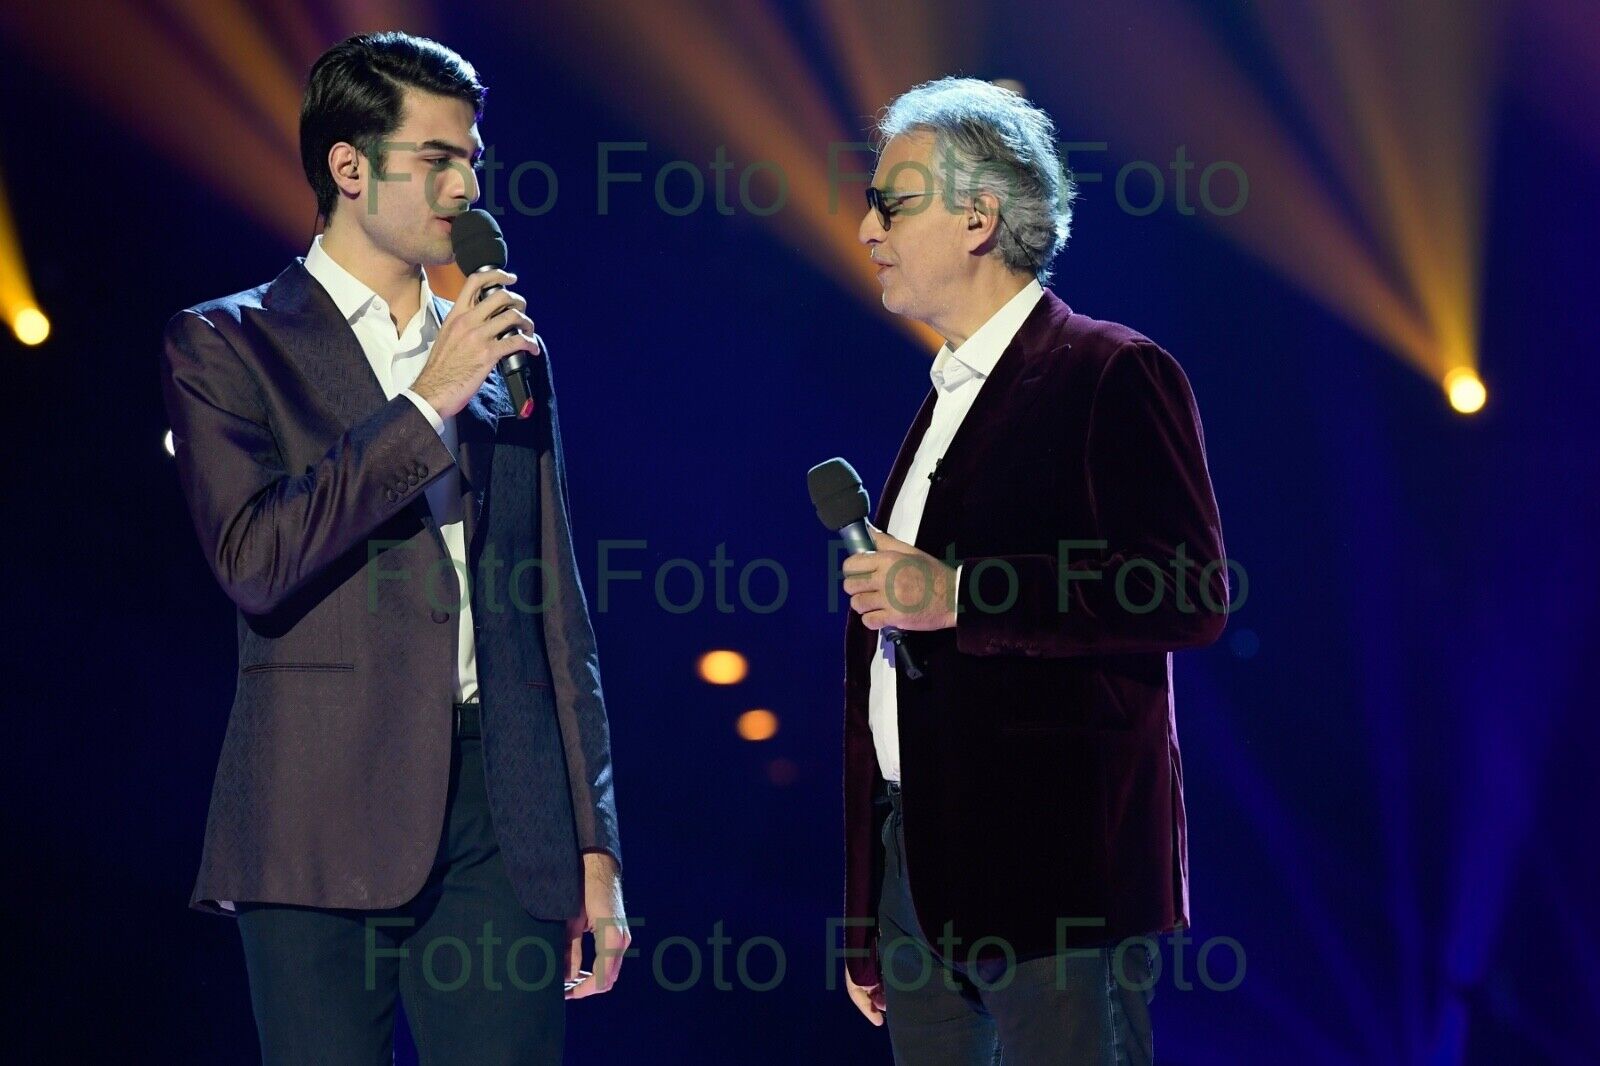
[449,207,535,419]
[808,457,924,680]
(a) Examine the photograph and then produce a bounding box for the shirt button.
[430,609,450,624]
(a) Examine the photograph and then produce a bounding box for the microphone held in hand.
[450,208,535,419]
[807,457,924,680]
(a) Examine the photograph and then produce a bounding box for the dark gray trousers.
[877,783,1155,1066]
[236,707,567,1065]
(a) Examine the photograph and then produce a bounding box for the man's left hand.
[841,525,958,631]
[566,852,630,999]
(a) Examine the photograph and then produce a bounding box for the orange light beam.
[159,0,305,157]
[1038,2,1437,376]
[812,0,959,128]
[1255,0,1498,379]
[0,0,311,245]
[0,161,47,345]
[530,0,942,347]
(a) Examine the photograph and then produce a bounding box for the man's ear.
[327,142,363,201]
[964,190,1003,252]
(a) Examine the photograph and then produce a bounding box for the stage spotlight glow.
[0,3,437,248]
[533,0,949,349]
[765,757,798,786]
[163,429,176,457]
[11,307,48,345]
[736,709,778,741]
[1039,1,1494,387]
[697,649,749,685]
[1444,368,1486,414]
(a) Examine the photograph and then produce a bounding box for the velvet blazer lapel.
[874,290,1075,547]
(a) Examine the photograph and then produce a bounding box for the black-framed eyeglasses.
[864,183,1037,271]
[864,186,936,230]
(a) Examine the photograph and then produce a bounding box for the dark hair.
[300,32,488,220]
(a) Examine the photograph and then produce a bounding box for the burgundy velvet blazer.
[842,290,1227,987]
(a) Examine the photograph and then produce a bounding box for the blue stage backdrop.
[1,2,1595,1062]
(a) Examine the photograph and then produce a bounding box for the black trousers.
[236,706,567,1065]
[878,782,1155,1066]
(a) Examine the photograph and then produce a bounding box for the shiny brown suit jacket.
[843,291,1226,987]
[160,260,619,920]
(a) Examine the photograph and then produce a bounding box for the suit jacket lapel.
[876,389,938,527]
[249,260,486,550]
[252,261,389,432]
[457,378,511,551]
[911,291,1074,547]
[422,291,514,551]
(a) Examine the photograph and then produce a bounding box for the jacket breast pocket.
[240,661,353,674]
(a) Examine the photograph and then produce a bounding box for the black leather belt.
[453,700,482,739]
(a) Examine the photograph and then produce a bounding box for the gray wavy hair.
[877,77,1075,282]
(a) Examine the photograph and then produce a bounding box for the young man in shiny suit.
[837,78,1228,1064]
[159,32,626,1064]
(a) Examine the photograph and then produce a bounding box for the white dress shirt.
[303,235,479,702]
[868,279,1044,782]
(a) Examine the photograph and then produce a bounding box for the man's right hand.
[845,967,886,1026]
[411,267,540,419]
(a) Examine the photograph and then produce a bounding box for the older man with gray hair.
[837,77,1228,1064]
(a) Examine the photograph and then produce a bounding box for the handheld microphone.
[449,208,535,419]
[807,457,924,680]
